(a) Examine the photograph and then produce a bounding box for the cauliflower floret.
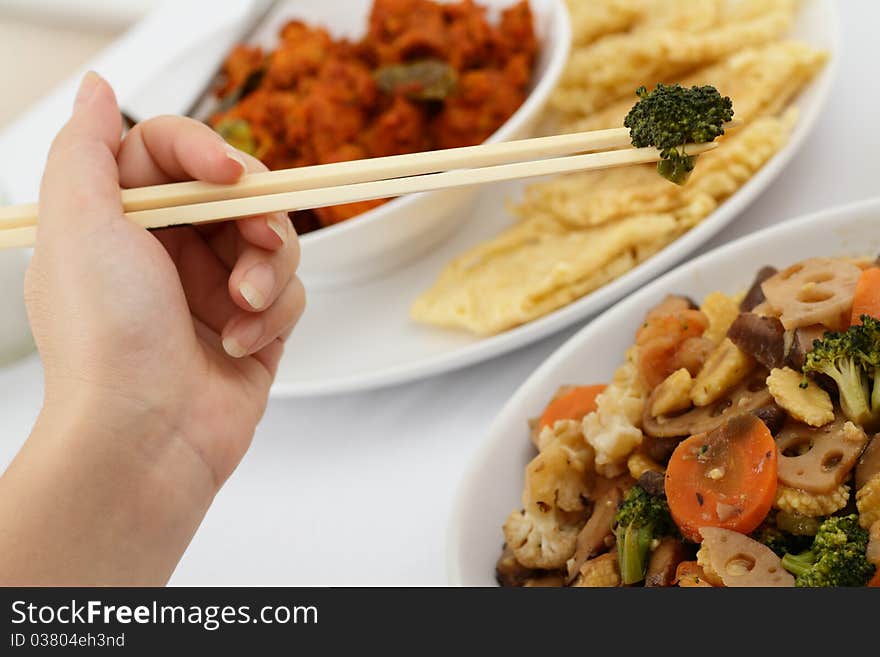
[651,367,693,416]
[503,507,583,570]
[691,338,755,406]
[572,552,620,587]
[766,366,834,427]
[583,347,646,477]
[528,420,595,513]
[701,291,741,344]
[505,420,596,570]
[856,474,880,529]
[775,483,850,517]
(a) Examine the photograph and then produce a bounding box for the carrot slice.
[665,414,777,542]
[851,267,880,325]
[538,384,606,430]
[869,571,880,587]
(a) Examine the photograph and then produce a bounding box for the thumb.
[37,72,124,245]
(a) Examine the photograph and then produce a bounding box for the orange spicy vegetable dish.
[209,0,537,234]
[498,257,880,587]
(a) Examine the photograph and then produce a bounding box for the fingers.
[251,339,286,379]
[235,212,291,251]
[112,110,303,362]
[154,227,241,335]
[222,276,305,359]
[201,210,292,270]
[227,233,300,312]
[117,115,246,188]
[38,72,124,244]
[231,152,291,251]
[118,118,288,250]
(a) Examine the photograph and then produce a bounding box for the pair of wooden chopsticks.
[0,127,718,249]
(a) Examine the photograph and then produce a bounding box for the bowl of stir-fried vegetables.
[203,0,571,288]
[449,197,880,587]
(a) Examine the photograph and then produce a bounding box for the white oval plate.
[447,197,880,586]
[272,0,839,397]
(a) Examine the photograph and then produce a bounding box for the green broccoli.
[613,484,678,585]
[802,315,880,429]
[780,514,876,587]
[855,315,880,411]
[623,83,734,185]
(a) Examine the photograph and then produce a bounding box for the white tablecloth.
[0,2,878,586]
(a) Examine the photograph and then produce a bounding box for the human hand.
[0,73,303,584]
[26,72,304,487]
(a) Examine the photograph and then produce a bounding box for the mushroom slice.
[761,258,861,331]
[752,404,786,436]
[565,478,627,583]
[643,369,772,438]
[740,266,778,312]
[727,313,785,370]
[776,417,869,494]
[785,325,826,371]
[645,537,689,587]
[699,527,794,587]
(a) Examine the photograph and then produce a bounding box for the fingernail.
[223,144,247,172]
[239,263,274,310]
[223,317,264,358]
[222,335,247,359]
[267,213,288,244]
[75,71,101,108]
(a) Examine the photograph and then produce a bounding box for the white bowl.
[244,0,572,289]
[446,197,880,586]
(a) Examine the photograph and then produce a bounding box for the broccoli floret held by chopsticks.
[624,83,734,185]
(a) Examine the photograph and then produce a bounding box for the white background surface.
[0,2,878,585]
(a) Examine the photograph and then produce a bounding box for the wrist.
[0,392,217,584]
[38,389,219,501]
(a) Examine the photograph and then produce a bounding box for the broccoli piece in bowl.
[781,514,876,587]
[803,315,880,429]
[624,83,734,185]
[613,484,678,585]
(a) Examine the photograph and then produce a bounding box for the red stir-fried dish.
[209,0,537,233]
